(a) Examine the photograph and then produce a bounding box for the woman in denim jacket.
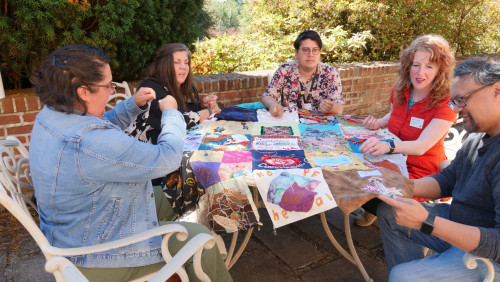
[29,44,232,282]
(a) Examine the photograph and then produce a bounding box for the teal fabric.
[236,101,266,109]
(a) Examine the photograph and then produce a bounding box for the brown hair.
[30,44,110,114]
[393,34,455,108]
[144,43,195,111]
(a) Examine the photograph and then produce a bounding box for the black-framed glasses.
[300,48,321,55]
[447,83,494,111]
[89,82,117,93]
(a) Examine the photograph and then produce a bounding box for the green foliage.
[0,0,207,89]
[192,0,499,75]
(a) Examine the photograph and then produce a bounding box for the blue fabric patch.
[214,106,258,122]
[251,150,312,170]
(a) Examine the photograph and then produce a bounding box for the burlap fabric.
[323,167,414,214]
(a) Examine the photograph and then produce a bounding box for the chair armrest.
[463,253,495,282]
[148,233,215,282]
[45,256,89,282]
[41,224,189,257]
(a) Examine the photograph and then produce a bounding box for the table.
[181,109,407,280]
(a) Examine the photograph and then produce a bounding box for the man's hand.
[377,195,428,230]
[133,87,156,108]
[158,95,178,111]
[363,115,382,130]
[202,94,217,108]
[270,103,284,117]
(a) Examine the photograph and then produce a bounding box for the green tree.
[0,0,207,89]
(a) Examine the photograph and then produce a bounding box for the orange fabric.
[388,88,457,202]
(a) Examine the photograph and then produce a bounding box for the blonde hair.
[393,34,455,108]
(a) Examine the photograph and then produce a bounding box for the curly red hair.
[393,34,455,109]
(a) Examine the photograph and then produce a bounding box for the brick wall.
[2,54,499,149]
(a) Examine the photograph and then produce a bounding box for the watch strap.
[387,140,395,154]
[420,212,436,235]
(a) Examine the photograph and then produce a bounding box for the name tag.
[410,117,424,129]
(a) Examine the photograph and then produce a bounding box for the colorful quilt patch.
[253,168,337,229]
[252,123,301,137]
[337,114,365,127]
[341,126,381,139]
[207,120,254,135]
[251,150,312,170]
[298,123,342,138]
[301,137,350,151]
[250,135,302,151]
[198,133,251,151]
[305,150,369,171]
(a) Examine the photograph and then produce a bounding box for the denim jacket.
[29,98,186,268]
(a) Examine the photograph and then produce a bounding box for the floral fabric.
[262,60,343,110]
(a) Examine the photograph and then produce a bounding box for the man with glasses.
[261,30,344,117]
[376,58,500,281]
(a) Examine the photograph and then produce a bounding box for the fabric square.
[252,123,301,137]
[190,161,222,189]
[214,105,258,122]
[298,123,342,138]
[218,151,253,180]
[198,133,251,151]
[251,150,312,170]
[298,114,337,125]
[341,126,381,139]
[207,120,254,135]
[256,107,299,123]
[250,135,302,151]
[301,137,350,151]
[206,176,261,234]
[305,150,369,171]
[253,168,337,229]
[337,114,365,127]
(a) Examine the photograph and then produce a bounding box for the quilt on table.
[301,137,350,151]
[252,123,301,137]
[323,167,413,214]
[337,114,365,127]
[207,120,254,135]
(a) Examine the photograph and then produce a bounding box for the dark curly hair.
[29,44,110,114]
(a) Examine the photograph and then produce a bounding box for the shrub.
[0,0,206,89]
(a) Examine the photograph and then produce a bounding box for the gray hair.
[454,58,500,86]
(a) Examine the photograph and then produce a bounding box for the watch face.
[420,222,434,235]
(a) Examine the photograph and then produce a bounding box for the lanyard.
[298,69,318,108]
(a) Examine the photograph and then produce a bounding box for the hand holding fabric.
[202,94,218,108]
[270,103,284,117]
[133,87,156,108]
[319,100,335,113]
[377,195,428,230]
[158,95,178,111]
[363,115,382,130]
[359,137,390,156]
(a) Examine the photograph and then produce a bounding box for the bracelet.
[208,108,213,115]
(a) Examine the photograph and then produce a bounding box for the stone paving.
[0,206,388,282]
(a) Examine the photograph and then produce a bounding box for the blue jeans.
[377,202,500,281]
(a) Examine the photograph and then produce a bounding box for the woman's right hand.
[270,103,284,118]
[363,115,382,130]
[208,100,221,114]
[158,95,178,111]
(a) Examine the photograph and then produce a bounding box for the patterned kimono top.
[127,77,201,146]
[262,60,343,110]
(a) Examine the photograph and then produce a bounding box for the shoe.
[354,209,377,227]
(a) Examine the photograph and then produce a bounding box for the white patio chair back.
[106,81,133,109]
[0,136,215,282]
[0,136,36,212]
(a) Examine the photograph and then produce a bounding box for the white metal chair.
[106,81,133,110]
[0,136,216,282]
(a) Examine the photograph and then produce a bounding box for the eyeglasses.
[89,82,117,93]
[447,83,493,111]
[300,48,321,55]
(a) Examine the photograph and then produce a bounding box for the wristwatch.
[387,140,396,154]
[420,212,436,235]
